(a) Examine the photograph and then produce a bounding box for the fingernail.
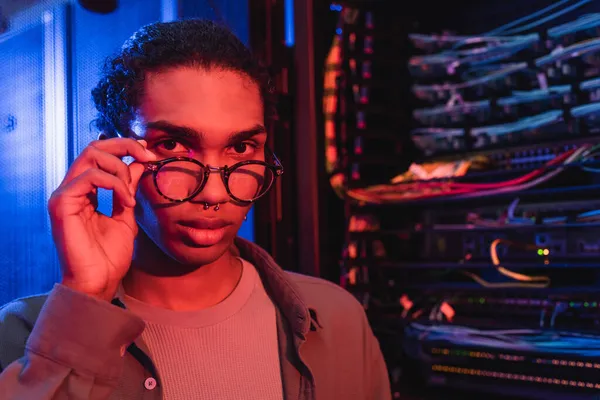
[136,139,156,159]
[145,149,157,160]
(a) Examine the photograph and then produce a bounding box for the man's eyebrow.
[144,121,266,144]
[144,121,203,140]
[226,124,267,145]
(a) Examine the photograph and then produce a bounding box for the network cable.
[467,194,600,227]
[410,0,579,51]
[409,34,539,77]
[412,100,491,127]
[535,36,600,67]
[413,96,594,156]
[409,0,588,50]
[572,103,600,145]
[455,145,586,199]
[454,237,551,290]
[412,62,529,102]
[461,270,548,288]
[496,0,595,36]
[460,62,536,82]
[506,197,533,224]
[413,100,491,127]
[405,322,600,352]
[346,145,589,204]
[471,109,565,150]
[410,4,600,100]
[409,33,479,52]
[485,0,576,35]
[577,208,600,221]
[409,0,597,77]
[548,13,600,39]
[413,33,600,102]
[580,76,600,101]
[452,34,539,67]
[489,238,551,287]
[497,85,572,116]
[402,146,576,191]
[413,107,566,154]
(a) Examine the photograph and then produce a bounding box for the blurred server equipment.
[330,1,600,399]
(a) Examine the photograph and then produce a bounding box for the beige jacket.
[0,237,391,399]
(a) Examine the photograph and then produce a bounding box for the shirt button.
[144,377,157,390]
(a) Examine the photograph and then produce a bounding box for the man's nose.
[193,165,230,206]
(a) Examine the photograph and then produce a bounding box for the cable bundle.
[406,323,600,352]
[497,85,574,121]
[409,0,600,157]
[346,145,597,204]
[413,99,491,127]
[467,196,600,226]
[324,2,600,205]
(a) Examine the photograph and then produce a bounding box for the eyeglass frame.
[144,147,284,204]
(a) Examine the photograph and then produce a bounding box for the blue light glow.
[285,0,294,47]
[0,6,66,305]
[160,0,178,22]
[237,206,254,242]
[43,9,68,209]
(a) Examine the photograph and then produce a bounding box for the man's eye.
[157,139,186,152]
[231,142,259,155]
[233,143,248,154]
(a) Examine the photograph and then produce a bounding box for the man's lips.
[177,218,232,230]
[176,219,233,247]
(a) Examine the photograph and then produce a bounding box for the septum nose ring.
[203,202,220,211]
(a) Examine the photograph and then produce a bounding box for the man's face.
[131,67,266,266]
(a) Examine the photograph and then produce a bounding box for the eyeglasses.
[144,148,284,204]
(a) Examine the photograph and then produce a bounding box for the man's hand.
[48,137,156,301]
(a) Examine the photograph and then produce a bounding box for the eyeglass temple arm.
[266,146,284,170]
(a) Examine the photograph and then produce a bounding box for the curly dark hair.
[91,19,275,137]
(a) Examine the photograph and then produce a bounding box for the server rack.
[329,1,600,398]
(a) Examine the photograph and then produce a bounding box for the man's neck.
[122,235,243,312]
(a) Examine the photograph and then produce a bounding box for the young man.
[0,20,390,399]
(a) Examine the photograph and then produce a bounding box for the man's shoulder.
[283,271,367,330]
[0,293,49,368]
[0,293,49,323]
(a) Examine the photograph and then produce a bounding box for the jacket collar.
[231,237,320,337]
